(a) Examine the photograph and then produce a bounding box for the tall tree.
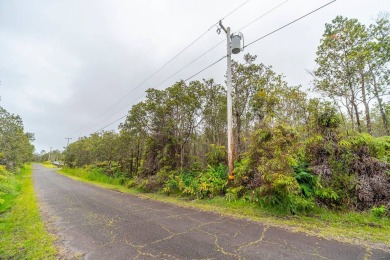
[314,15,390,135]
[367,14,390,134]
[314,16,367,132]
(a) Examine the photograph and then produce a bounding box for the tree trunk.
[351,96,362,133]
[129,155,134,175]
[235,112,241,158]
[136,137,140,172]
[360,72,372,134]
[346,102,355,131]
[372,75,390,135]
[334,98,348,133]
[180,144,184,171]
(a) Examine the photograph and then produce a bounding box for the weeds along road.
[32,164,389,260]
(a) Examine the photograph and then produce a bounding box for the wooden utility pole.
[65,137,72,146]
[219,21,234,182]
[49,147,53,161]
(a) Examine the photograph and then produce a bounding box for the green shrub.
[206,144,227,166]
[135,175,160,193]
[371,205,388,218]
[258,173,303,214]
[163,164,228,199]
[232,157,255,187]
[225,186,244,202]
[293,163,318,198]
[197,164,228,198]
[339,133,390,163]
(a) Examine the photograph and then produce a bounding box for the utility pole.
[64,138,72,167]
[218,20,241,183]
[49,147,53,162]
[65,137,72,147]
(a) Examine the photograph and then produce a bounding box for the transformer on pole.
[217,21,243,183]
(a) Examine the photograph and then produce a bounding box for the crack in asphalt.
[32,164,390,260]
[236,225,269,253]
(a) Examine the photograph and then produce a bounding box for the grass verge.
[0,164,57,259]
[41,161,58,169]
[58,167,390,250]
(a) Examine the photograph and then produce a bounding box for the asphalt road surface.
[32,164,389,260]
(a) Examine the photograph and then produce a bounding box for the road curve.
[32,164,388,260]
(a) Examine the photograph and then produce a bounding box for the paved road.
[32,164,389,259]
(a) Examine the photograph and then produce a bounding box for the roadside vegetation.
[49,15,390,246]
[41,161,58,168]
[0,99,57,258]
[0,165,57,259]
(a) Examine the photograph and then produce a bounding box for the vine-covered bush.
[340,134,390,210]
[163,164,228,199]
[232,124,318,213]
[306,106,390,211]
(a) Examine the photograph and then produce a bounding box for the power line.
[93,114,127,134]
[236,0,289,32]
[88,1,336,134]
[90,55,228,134]
[85,94,146,135]
[184,55,227,82]
[220,0,251,22]
[155,0,290,89]
[243,0,337,49]
[154,41,224,88]
[82,0,293,135]
[82,53,226,134]
[73,0,251,136]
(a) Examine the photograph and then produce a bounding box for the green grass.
[41,161,58,168]
[61,167,125,186]
[0,164,57,259]
[58,167,390,250]
[0,169,20,215]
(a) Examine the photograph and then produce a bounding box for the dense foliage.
[64,16,390,215]
[0,106,34,169]
[0,104,35,209]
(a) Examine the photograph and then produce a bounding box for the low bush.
[371,205,388,218]
[163,164,228,199]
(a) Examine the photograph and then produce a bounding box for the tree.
[314,15,390,135]
[231,54,305,156]
[367,14,390,135]
[0,106,34,169]
[202,79,227,147]
[314,16,367,133]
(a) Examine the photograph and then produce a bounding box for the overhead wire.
[236,0,289,32]
[184,55,227,82]
[74,0,251,136]
[89,0,337,134]
[90,55,229,133]
[243,0,336,49]
[220,0,251,22]
[85,0,297,134]
[154,0,291,89]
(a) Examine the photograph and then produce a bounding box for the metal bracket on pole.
[218,20,227,34]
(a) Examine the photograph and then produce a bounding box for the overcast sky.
[0,0,389,153]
